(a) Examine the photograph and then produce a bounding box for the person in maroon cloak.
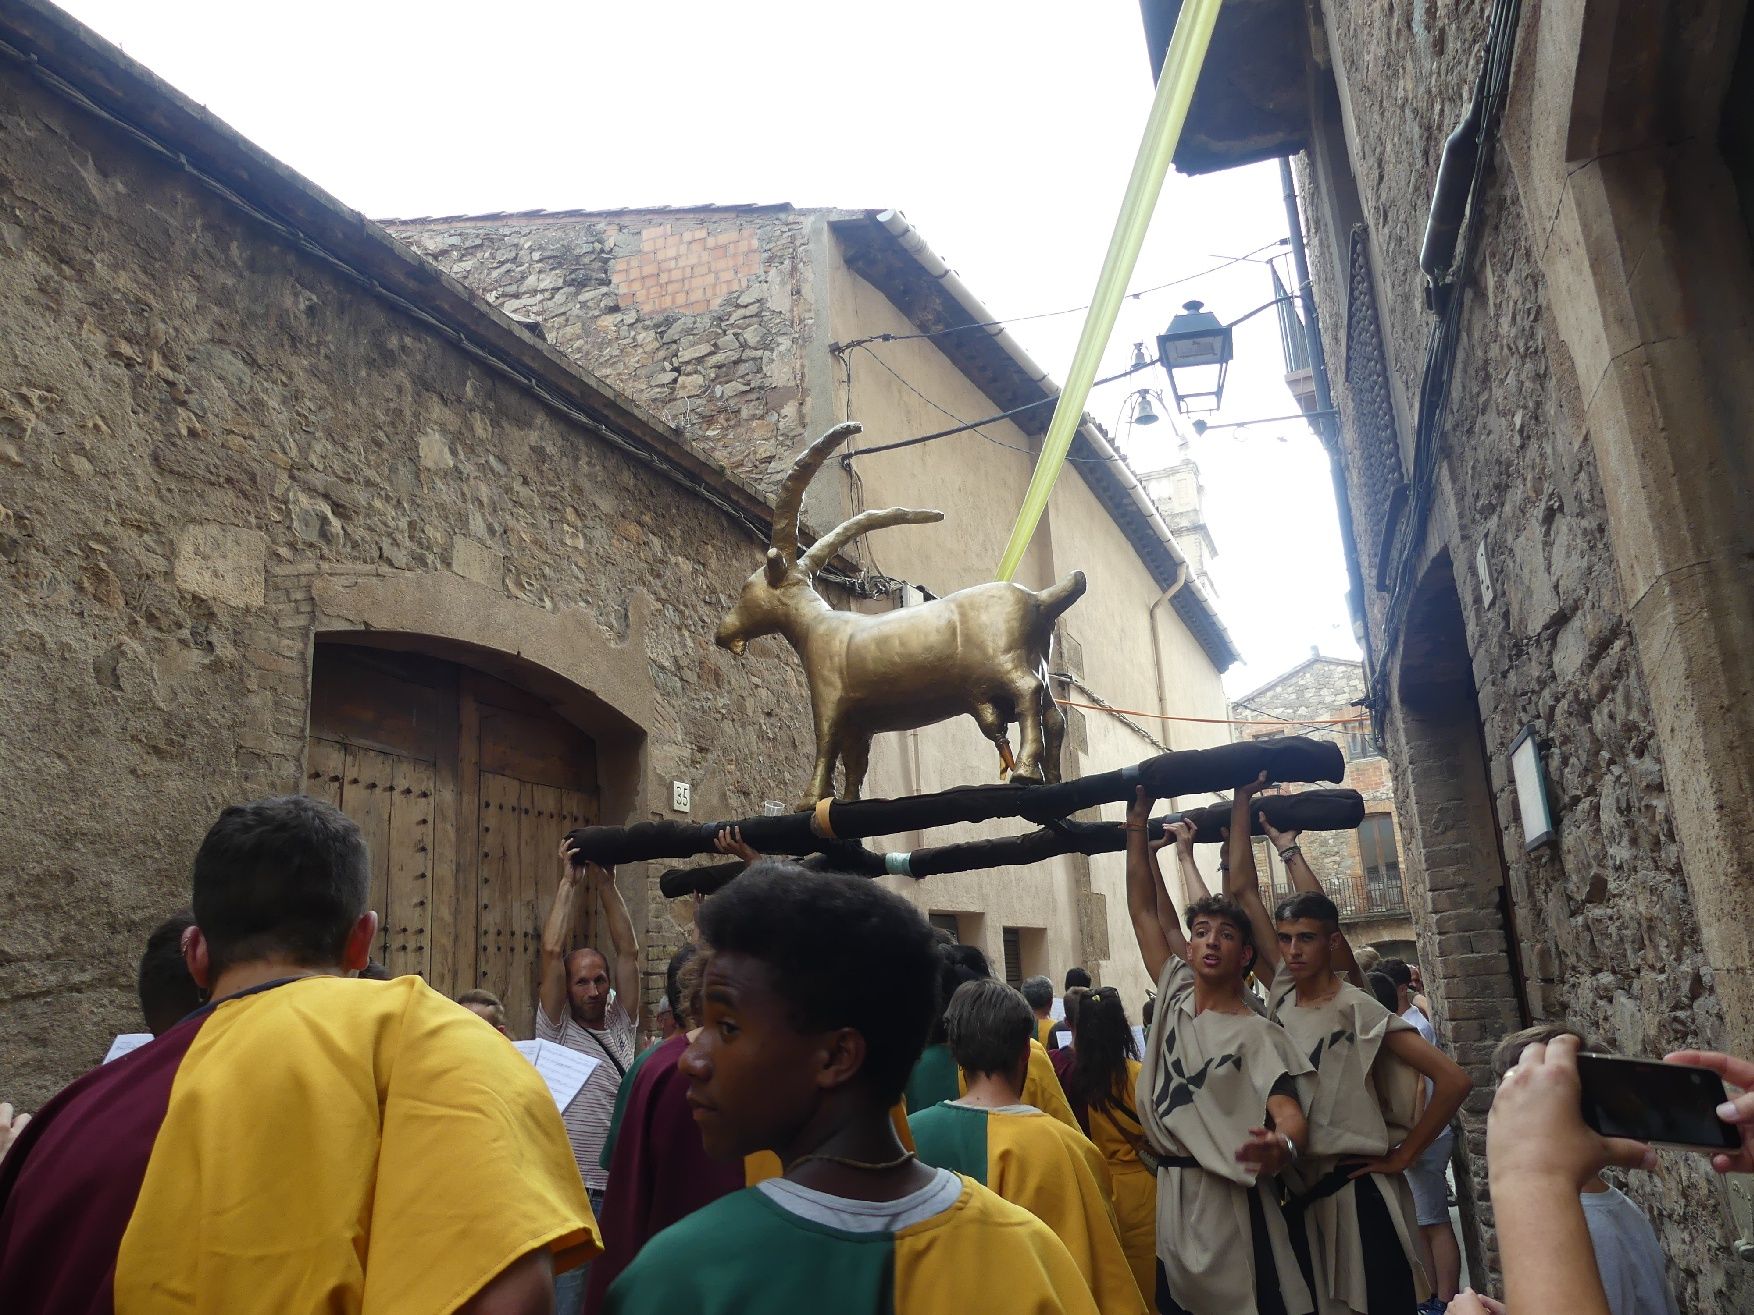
[583,942,743,1313]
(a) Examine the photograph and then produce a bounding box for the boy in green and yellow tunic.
[910,979,1147,1315]
[906,942,1080,1129]
[605,862,1098,1315]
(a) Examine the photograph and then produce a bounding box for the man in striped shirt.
[541,843,641,1315]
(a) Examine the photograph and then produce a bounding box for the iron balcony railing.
[1260,867,1408,920]
[1272,260,1312,376]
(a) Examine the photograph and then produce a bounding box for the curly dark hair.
[1183,894,1256,967]
[1064,985,1139,1116]
[697,860,939,1103]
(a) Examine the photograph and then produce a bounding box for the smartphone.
[1575,1053,1740,1151]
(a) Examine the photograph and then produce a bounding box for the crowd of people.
[0,782,1748,1314]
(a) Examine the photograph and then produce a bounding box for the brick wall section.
[386,211,812,491]
[1232,658,1406,937]
[1300,2,1735,1304]
[0,70,817,1103]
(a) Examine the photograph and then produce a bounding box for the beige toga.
[1137,959,1317,1315]
[1268,975,1431,1313]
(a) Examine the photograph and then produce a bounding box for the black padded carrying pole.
[654,788,1365,898]
[568,735,1345,867]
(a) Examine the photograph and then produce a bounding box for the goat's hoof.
[1008,766,1044,785]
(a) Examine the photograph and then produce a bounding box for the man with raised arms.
[1125,786,1317,1315]
[1226,774,1471,1314]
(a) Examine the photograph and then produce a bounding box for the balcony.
[1259,867,1408,921]
[1273,259,1319,416]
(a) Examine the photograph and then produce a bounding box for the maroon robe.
[582,1032,743,1313]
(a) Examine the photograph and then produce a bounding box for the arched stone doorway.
[1389,553,1531,1277]
[302,638,613,1036]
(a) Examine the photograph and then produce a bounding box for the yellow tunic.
[908,1103,1145,1315]
[1084,1058,1159,1303]
[115,975,599,1314]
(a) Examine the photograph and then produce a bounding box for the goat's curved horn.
[799,507,944,576]
[771,421,863,561]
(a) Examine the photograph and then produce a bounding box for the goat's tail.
[1036,571,1087,622]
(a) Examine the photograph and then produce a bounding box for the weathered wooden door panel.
[306,643,601,1022]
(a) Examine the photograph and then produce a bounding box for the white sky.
[57,0,1360,696]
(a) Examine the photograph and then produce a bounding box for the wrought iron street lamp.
[1156,299,1233,415]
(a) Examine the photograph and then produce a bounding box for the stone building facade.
[0,3,825,1103]
[1231,654,1413,954]
[384,205,1243,1008]
[1144,0,1754,1303]
[0,1,1244,1107]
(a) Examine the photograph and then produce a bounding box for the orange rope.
[1052,697,1368,727]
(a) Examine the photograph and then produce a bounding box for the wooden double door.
[303,643,601,1036]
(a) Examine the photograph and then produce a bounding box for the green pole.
[995,0,1224,581]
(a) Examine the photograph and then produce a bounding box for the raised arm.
[591,861,642,1030]
[539,844,583,1026]
[1125,787,1183,980]
[1147,825,1185,948]
[1348,1029,1473,1178]
[1166,819,1210,904]
[1260,810,1365,989]
[1225,774,1280,984]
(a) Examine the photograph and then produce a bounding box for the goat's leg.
[800,722,840,811]
[1004,671,1049,783]
[1040,683,1067,783]
[839,734,872,801]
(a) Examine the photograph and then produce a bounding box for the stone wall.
[1302,2,1737,1303]
[0,62,816,1104]
[386,211,814,492]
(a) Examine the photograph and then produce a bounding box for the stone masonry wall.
[386,211,815,492]
[0,69,816,1104]
[1304,2,1736,1303]
[1232,658,1407,938]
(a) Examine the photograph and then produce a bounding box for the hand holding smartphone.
[1575,1053,1740,1152]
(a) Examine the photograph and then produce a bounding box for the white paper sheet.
[104,1033,153,1064]
[1055,1030,1072,1048]
[513,1039,601,1110]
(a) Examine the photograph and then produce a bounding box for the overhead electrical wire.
[833,236,1289,355]
[840,351,1162,459]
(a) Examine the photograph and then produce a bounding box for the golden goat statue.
[715,421,1087,810]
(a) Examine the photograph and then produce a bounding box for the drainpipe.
[1279,158,1374,677]
[1149,559,1191,751]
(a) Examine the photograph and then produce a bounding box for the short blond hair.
[457,988,507,1029]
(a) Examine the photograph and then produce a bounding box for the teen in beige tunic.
[1140,957,1317,1315]
[1125,790,1317,1315]
[1226,776,1473,1315]
[1267,972,1429,1313]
